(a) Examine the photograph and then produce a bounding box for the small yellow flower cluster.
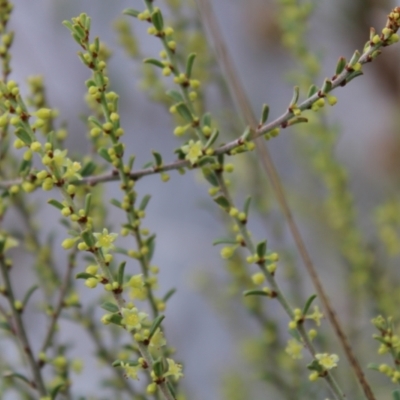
[181,140,203,165]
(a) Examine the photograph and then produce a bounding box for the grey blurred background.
[2,0,400,399]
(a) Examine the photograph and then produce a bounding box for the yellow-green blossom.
[93,228,118,252]
[121,307,147,332]
[315,353,339,370]
[285,338,303,359]
[164,358,183,380]
[120,361,140,380]
[181,140,203,165]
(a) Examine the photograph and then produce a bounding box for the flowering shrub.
[1,1,400,399]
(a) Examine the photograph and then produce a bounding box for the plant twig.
[194,1,378,399]
[0,258,47,396]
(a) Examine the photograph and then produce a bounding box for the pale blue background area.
[2,1,398,399]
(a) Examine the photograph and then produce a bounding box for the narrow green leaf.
[204,129,219,149]
[240,126,252,141]
[243,196,252,217]
[162,288,176,303]
[48,199,64,210]
[202,167,219,187]
[80,161,96,177]
[143,58,165,69]
[22,285,38,308]
[148,315,165,340]
[139,195,151,211]
[367,363,380,371]
[197,156,215,166]
[3,372,31,385]
[110,198,122,209]
[213,195,230,210]
[256,240,267,258]
[307,84,318,98]
[345,70,363,84]
[335,56,346,75]
[152,151,163,167]
[123,8,141,18]
[166,90,184,102]
[75,272,96,280]
[175,103,193,122]
[302,294,317,315]
[108,313,123,326]
[101,302,119,313]
[212,237,237,246]
[14,128,32,145]
[84,193,91,216]
[0,321,12,332]
[321,78,332,94]
[260,104,269,125]
[185,53,196,79]
[117,262,126,286]
[289,86,300,106]
[152,358,164,377]
[50,383,65,400]
[201,112,212,127]
[151,8,164,31]
[98,148,112,163]
[392,390,400,400]
[243,289,269,297]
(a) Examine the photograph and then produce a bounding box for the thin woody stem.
[194,0,377,399]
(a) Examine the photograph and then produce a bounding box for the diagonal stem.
[194,1,376,399]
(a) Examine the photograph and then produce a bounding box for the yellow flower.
[315,353,339,370]
[121,307,147,332]
[285,338,303,360]
[149,328,166,348]
[181,140,203,165]
[164,358,183,380]
[120,361,140,380]
[306,305,324,326]
[93,228,118,252]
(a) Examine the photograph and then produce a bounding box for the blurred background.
[2,0,400,399]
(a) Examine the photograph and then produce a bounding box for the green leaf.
[197,156,215,166]
[80,161,96,177]
[185,53,196,79]
[302,294,317,315]
[175,103,193,122]
[289,86,300,106]
[213,195,230,210]
[50,383,65,400]
[321,78,332,94]
[145,234,156,262]
[345,70,363,84]
[152,151,163,167]
[84,193,92,216]
[117,262,126,286]
[162,288,176,303]
[110,198,122,209]
[335,56,346,75]
[75,272,96,280]
[392,390,400,400]
[243,196,252,217]
[201,112,212,127]
[148,315,165,340]
[101,302,119,313]
[260,104,269,125]
[349,49,361,66]
[366,363,380,371]
[19,159,32,176]
[139,194,151,211]
[152,357,164,377]
[143,58,165,69]
[151,8,164,31]
[240,126,252,141]
[256,240,267,258]
[98,148,112,163]
[22,285,38,308]
[243,289,269,297]
[307,84,318,98]
[48,199,64,210]
[204,129,219,149]
[108,313,123,326]
[202,167,219,187]
[14,128,32,145]
[81,230,95,247]
[166,90,184,102]
[0,321,12,332]
[123,8,141,18]
[212,237,237,245]
[3,372,31,385]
